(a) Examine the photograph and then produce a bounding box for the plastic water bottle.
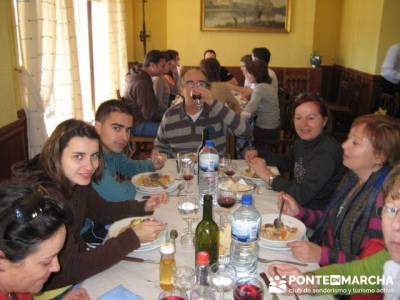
[230,194,261,278]
[198,140,219,205]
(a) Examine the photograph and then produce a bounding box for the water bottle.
[198,140,219,205]
[230,194,261,278]
[190,252,216,300]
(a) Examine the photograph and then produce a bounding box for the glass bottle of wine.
[195,194,219,266]
[197,127,209,184]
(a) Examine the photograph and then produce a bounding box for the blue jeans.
[132,121,159,137]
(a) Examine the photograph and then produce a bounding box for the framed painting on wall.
[201,0,291,33]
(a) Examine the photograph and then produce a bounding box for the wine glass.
[209,262,236,300]
[233,277,264,300]
[158,289,187,300]
[177,151,194,179]
[224,160,236,177]
[219,154,231,176]
[173,266,196,297]
[177,197,199,247]
[181,160,194,194]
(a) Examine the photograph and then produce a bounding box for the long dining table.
[81,159,334,300]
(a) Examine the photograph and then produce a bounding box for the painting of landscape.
[201,0,291,32]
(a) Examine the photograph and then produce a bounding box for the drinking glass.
[181,160,194,194]
[177,197,199,247]
[219,154,231,177]
[218,213,231,258]
[233,277,264,300]
[177,152,195,179]
[173,266,196,297]
[158,289,187,300]
[209,262,236,300]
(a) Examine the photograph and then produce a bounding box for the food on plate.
[243,167,259,178]
[118,218,150,235]
[135,173,172,187]
[219,178,253,192]
[260,223,298,240]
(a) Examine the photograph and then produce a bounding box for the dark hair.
[351,114,400,167]
[200,58,221,82]
[252,47,271,64]
[240,54,252,65]
[143,50,165,68]
[95,99,131,122]
[292,93,332,132]
[166,49,179,60]
[203,49,216,58]
[13,119,103,196]
[245,60,271,84]
[129,61,143,74]
[0,182,66,262]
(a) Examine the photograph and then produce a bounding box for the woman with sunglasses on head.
[268,163,400,300]
[0,183,89,300]
[277,115,400,266]
[12,119,167,294]
[245,93,345,210]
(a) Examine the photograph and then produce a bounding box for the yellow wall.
[165,0,317,67]
[376,0,400,73]
[125,0,136,62]
[336,0,384,74]
[0,0,18,127]
[127,0,167,62]
[313,0,342,66]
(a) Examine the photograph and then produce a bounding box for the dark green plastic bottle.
[195,194,219,266]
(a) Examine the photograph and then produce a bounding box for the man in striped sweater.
[154,68,251,157]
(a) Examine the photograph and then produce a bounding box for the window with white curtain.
[13,0,128,156]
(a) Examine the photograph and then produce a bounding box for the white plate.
[107,217,165,253]
[259,214,306,248]
[131,172,176,193]
[239,166,279,185]
[136,181,180,195]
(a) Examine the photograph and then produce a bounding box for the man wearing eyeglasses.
[154,68,251,157]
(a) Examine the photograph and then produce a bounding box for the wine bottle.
[195,194,219,266]
[197,127,209,184]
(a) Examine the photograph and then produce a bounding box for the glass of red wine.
[158,289,187,300]
[191,91,203,108]
[218,189,236,209]
[181,160,194,194]
[233,276,264,300]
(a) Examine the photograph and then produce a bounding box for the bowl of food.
[259,214,306,249]
[218,176,256,202]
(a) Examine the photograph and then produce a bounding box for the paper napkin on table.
[97,285,144,300]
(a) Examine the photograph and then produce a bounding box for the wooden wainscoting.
[0,110,29,180]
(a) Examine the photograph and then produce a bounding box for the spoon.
[175,182,185,196]
[170,229,178,241]
[274,199,284,228]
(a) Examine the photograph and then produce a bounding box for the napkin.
[97,285,144,300]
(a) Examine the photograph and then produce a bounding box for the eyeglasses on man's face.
[184,80,208,88]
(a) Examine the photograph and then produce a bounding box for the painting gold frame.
[201,0,291,33]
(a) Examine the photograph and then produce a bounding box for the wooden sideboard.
[0,110,29,180]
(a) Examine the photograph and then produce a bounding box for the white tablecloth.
[82,160,333,300]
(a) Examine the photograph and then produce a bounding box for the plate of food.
[107,217,165,253]
[258,214,306,249]
[131,172,175,193]
[240,166,280,186]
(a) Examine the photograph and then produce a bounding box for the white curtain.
[16,0,83,157]
[92,0,128,108]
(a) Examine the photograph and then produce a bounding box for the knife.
[122,256,159,264]
[258,257,308,266]
[260,272,279,300]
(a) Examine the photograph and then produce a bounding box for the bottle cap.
[205,140,215,147]
[160,242,175,254]
[241,194,253,205]
[196,251,209,266]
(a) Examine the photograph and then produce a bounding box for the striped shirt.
[297,192,384,266]
[154,100,251,157]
